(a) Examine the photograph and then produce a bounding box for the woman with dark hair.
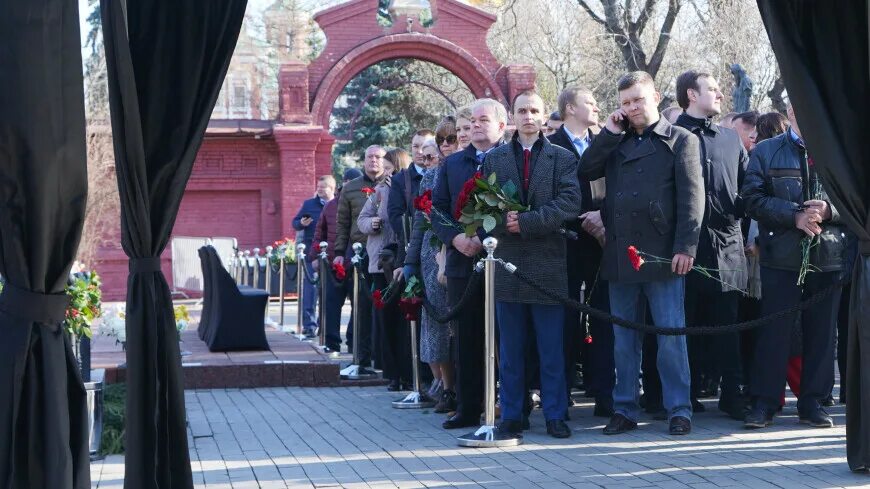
[753,111,788,144]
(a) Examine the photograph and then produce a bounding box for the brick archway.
[310,34,506,130]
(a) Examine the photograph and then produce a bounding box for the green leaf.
[488,172,497,185]
[475,179,489,190]
[502,180,518,199]
[482,215,497,233]
[483,193,500,207]
[465,224,479,236]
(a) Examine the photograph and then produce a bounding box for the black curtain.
[100,0,247,487]
[757,0,870,472]
[0,1,90,488]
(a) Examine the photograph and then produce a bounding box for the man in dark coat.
[548,86,614,418]
[485,91,581,438]
[431,98,505,430]
[388,129,434,256]
[579,71,704,436]
[673,71,749,420]
[741,104,848,429]
[292,175,336,337]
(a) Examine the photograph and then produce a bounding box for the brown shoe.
[603,414,637,435]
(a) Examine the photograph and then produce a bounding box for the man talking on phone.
[579,71,703,436]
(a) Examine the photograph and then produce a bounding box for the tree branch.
[646,0,682,78]
[632,0,657,35]
[576,0,607,25]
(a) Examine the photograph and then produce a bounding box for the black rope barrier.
[421,267,484,324]
[504,261,847,336]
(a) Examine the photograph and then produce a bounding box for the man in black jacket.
[579,71,703,436]
[388,129,434,254]
[548,86,614,418]
[674,71,749,420]
[431,98,506,430]
[741,104,848,429]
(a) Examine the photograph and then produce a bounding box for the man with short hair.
[732,111,759,152]
[674,70,749,420]
[719,111,738,129]
[389,129,435,254]
[579,71,703,436]
[292,175,336,337]
[741,104,848,429]
[334,146,387,371]
[548,86,614,418]
[485,90,580,438]
[432,98,506,430]
[543,111,562,136]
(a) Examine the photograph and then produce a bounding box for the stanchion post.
[340,242,376,379]
[264,246,273,297]
[279,252,288,332]
[392,316,436,408]
[235,251,244,284]
[295,243,307,340]
[318,241,334,354]
[458,237,522,447]
[252,248,261,289]
[242,250,251,286]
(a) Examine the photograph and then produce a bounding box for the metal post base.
[457,425,523,448]
[292,333,309,341]
[392,391,436,409]
[339,364,377,380]
[317,345,343,358]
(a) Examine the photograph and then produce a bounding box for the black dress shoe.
[821,394,836,407]
[593,399,614,418]
[744,406,775,429]
[387,380,401,392]
[691,398,706,413]
[434,390,457,414]
[800,408,835,428]
[718,396,748,421]
[497,419,523,436]
[669,416,692,435]
[442,413,480,430]
[603,414,637,435]
[546,420,571,438]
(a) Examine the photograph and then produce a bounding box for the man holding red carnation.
[431,98,506,430]
[483,90,581,439]
[579,71,703,436]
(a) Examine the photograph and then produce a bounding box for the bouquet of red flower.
[332,262,347,281]
[361,186,379,209]
[398,276,424,321]
[627,245,744,293]
[455,172,527,236]
[414,189,443,248]
[372,280,396,310]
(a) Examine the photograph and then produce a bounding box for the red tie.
[523,149,531,191]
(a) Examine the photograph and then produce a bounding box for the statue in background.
[730,63,753,113]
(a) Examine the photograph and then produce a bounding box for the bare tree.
[576,0,683,79]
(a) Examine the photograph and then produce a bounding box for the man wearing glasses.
[389,129,435,256]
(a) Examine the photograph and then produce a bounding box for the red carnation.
[585,334,593,344]
[332,263,346,281]
[312,242,320,254]
[373,289,385,309]
[361,187,375,196]
[627,245,645,272]
[414,190,433,215]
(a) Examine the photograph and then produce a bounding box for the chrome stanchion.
[392,317,435,409]
[340,243,376,379]
[294,243,308,340]
[242,250,251,286]
[458,237,522,447]
[279,252,289,333]
[252,248,261,289]
[235,251,244,284]
[264,246,273,296]
[318,241,336,356]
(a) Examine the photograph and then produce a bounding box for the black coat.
[483,135,582,303]
[741,131,849,272]
[388,164,423,247]
[579,118,704,283]
[674,113,749,292]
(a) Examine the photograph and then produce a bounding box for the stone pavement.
[91,385,867,488]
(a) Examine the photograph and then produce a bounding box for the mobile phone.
[618,115,630,132]
[302,214,312,219]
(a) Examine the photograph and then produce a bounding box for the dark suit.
[675,113,749,408]
[431,143,489,420]
[388,164,424,254]
[549,126,614,408]
[483,134,581,422]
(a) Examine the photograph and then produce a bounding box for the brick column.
[273,126,322,239]
[315,131,335,178]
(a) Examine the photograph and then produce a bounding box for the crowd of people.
[290,69,855,440]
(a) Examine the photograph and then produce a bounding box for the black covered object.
[198,247,269,351]
[757,0,870,471]
[100,0,246,486]
[0,1,90,488]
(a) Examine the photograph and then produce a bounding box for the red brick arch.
[310,34,507,129]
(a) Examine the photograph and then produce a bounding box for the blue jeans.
[609,277,691,422]
[496,302,567,422]
[302,260,318,332]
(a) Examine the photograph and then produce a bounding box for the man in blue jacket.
[292,175,336,336]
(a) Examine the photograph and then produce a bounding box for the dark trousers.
[344,266,374,367]
[497,302,567,422]
[837,284,850,402]
[324,270,350,351]
[373,273,411,382]
[685,273,742,397]
[751,267,842,414]
[578,265,613,402]
[448,276,484,419]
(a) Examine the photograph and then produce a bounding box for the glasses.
[422,154,438,162]
[436,134,458,145]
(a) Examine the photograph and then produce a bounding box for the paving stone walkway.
[91,384,867,488]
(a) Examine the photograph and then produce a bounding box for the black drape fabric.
[100,0,247,487]
[757,0,870,471]
[0,1,90,488]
